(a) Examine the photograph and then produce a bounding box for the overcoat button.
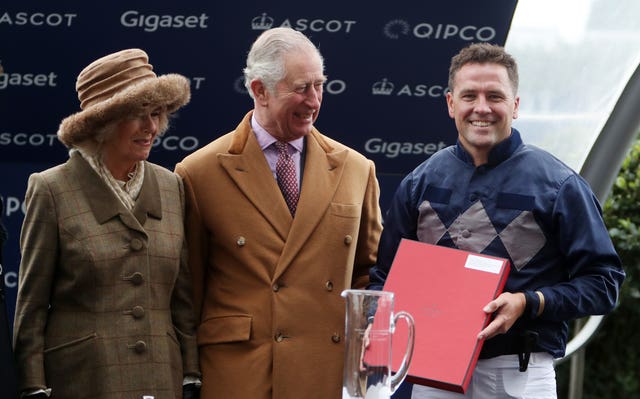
[325,281,333,291]
[331,334,341,343]
[130,272,144,285]
[130,238,143,251]
[237,236,246,246]
[275,333,284,342]
[134,340,147,353]
[272,283,280,292]
[132,306,145,319]
[344,235,353,245]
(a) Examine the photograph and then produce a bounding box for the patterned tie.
[274,141,299,215]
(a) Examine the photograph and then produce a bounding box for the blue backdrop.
[1,2,517,396]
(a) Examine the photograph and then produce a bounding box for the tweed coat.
[13,152,200,399]
[1,197,18,399]
[175,111,383,399]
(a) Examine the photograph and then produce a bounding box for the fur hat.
[57,48,190,148]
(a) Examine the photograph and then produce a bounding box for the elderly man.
[176,27,383,399]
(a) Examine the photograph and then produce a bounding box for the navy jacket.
[370,129,625,358]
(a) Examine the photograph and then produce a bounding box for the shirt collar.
[251,113,305,153]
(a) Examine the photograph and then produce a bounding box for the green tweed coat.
[13,152,200,399]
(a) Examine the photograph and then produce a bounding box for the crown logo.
[252,13,274,30]
[383,19,410,40]
[372,78,394,95]
[233,76,249,95]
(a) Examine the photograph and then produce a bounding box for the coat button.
[272,283,280,292]
[132,306,145,319]
[325,281,334,291]
[134,340,147,353]
[130,238,143,251]
[344,235,353,245]
[237,236,246,247]
[274,332,284,342]
[130,272,144,285]
[331,334,341,343]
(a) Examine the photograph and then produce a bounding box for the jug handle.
[390,310,415,394]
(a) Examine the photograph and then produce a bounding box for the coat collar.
[454,128,524,167]
[68,152,162,233]
[218,111,349,278]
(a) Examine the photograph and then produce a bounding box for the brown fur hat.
[57,48,190,148]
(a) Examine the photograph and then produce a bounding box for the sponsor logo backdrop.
[0,1,517,358]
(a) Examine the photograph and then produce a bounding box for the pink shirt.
[251,113,304,187]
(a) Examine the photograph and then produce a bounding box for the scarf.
[74,149,145,210]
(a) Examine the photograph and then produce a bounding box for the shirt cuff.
[183,376,202,387]
[523,290,542,319]
[23,388,52,398]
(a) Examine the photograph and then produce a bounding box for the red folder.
[384,239,510,393]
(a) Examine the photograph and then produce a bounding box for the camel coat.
[175,111,383,399]
[13,152,200,399]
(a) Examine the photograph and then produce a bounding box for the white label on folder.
[464,254,502,274]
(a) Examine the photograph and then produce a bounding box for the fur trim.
[57,73,190,148]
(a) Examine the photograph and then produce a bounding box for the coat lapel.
[216,113,349,278]
[132,164,162,227]
[68,152,158,236]
[273,130,348,279]
[217,113,292,241]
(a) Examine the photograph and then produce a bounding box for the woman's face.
[102,107,164,175]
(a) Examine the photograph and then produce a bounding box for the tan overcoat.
[175,111,383,399]
[13,152,200,399]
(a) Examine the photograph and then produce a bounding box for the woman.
[13,49,200,399]
[2,196,19,399]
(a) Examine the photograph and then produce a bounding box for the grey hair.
[73,120,119,156]
[243,27,325,98]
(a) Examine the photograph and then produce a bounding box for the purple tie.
[274,141,299,215]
